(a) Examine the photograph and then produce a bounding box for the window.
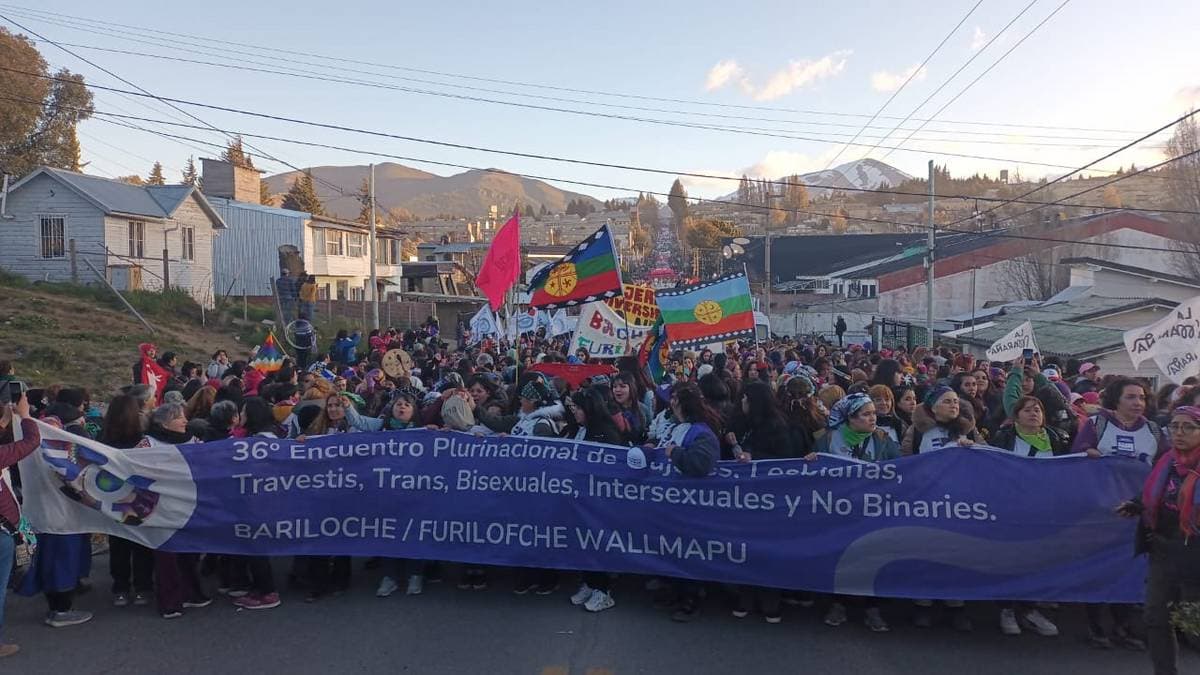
[181,227,195,261]
[313,228,326,254]
[324,230,344,256]
[335,280,349,300]
[376,238,396,264]
[128,221,145,257]
[347,233,365,258]
[39,216,66,259]
[350,285,365,301]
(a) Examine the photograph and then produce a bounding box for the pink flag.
[475,211,521,310]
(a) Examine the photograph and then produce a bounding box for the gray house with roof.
[0,167,226,307]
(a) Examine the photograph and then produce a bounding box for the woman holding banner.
[1117,405,1200,675]
[809,392,898,632]
[567,388,625,613]
[1074,377,1165,650]
[0,388,48,657]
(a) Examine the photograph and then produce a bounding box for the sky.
[7,1,1200,201]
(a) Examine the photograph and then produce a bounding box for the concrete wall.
[1071,267,1200,303]
[201,159,261,203]
[0,172,106,282]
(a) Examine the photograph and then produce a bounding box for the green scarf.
[1015,427,1051,453]
[840,425,872,449]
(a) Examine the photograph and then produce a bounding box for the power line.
[0,2,1143,136]
[822,0,983,170]
[69,112,1197,256]
[881,0,1073,160]
[3,84,1191,217]
[0,12,351,198]
[862,0,1042,159]
[945,108,1200,228]
[0,39,1143,173]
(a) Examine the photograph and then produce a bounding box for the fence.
[875,318,928,351]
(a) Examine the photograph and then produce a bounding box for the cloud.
[970,26,988,51]
[740,150,834,179]
[1175,85,1200,108]
[705,59,745,91]
[870,64,928,93]
[704,51,850,101]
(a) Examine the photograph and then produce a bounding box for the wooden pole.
[69,239,77,283]
[82,258,155,334]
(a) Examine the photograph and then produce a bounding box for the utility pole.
[764,191,780,321]
[369,163,379,330]
[925,160,935,348]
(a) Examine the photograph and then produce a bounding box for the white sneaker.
[570,583,594,606]
[1021,609,1059,637]
[1000,608,1021,635]
[406,574,424,595]
[584,589,615,613]
[376,576,399,598]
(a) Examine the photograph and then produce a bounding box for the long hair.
[615,355,653,401]
[1102,377,1148,412]
[671,382,723,433]
[611,371,641,411]
[307,393,348,435]
[239,396,276,435]
[100,394,145,448]
[871,359,901,388]
[572,387,621,440]
[184,385,217,420]
[741,381,785,430]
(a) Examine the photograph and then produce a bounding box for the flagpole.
[744,261,760,349]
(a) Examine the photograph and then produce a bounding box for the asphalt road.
[3,558,1189,674]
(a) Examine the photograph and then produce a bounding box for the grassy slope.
[0,277,262,397]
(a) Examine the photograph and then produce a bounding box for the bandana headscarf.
[1173,405,1200,425]
[827,393,872,430]
[923,385,955,409]
[520,379,555,408]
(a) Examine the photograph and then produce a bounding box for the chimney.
[200,158,262,203]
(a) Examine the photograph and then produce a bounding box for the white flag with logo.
[1124,296,1200,367]
[468,305,498,344]
[985,320,1038,361]
[549,309,576,337]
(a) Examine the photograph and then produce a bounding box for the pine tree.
[668,178,689,225]
[260,180,273,206]
[220,135,254,169]
[146,161,166,186]
[355,177,372,224]
[181,156,199,186]
[538,204,548,216]
[281,172,324,215]
[521,203,534,217]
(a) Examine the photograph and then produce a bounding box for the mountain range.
[264,163,602,220]
[722,158,912,200]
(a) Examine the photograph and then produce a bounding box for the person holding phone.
[1,384,53,657]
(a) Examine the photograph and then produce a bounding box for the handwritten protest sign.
[986,321,1038,361]
[570,301,650,358]
[604,284,659,326]
[1124,296,1200,369]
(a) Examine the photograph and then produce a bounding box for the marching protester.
[1117,405,1200,675]
[100,395,156,612]
[811,392,899,632]
[1,386,57,656]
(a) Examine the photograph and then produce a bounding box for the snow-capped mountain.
[722,158,912,200]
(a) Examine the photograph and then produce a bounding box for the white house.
[201,159,405,301]
[0,167,226,306]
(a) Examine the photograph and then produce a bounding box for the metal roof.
[1061,256,1200,289]
[954,295,1180,358]
[10,167,226,228]
[737,233,926,280]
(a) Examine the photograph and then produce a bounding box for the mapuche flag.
[475,211,521,311]
[527,223,623,309]
[655,272,755,348]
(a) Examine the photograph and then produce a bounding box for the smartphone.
[8,381,23,403]
[1021,348,1034,361]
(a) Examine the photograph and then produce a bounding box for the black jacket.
[988,424,1072,456]
[740,419,797,460]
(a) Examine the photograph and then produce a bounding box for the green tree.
[354,177,372,224]
[538,204,548,216]
[220,135,254,169]
[668,178,689,225]
[0,28,94,176]
[780,175,810,226]
[146,161,166,186]
[521,203,534,217]
[259,179,273,206]
[683,218,743,249]
[281,172,325,215]
[181,155,199,186]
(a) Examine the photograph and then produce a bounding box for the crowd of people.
[1,321,1198,674]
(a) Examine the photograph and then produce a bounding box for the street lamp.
[764,192,781,319]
